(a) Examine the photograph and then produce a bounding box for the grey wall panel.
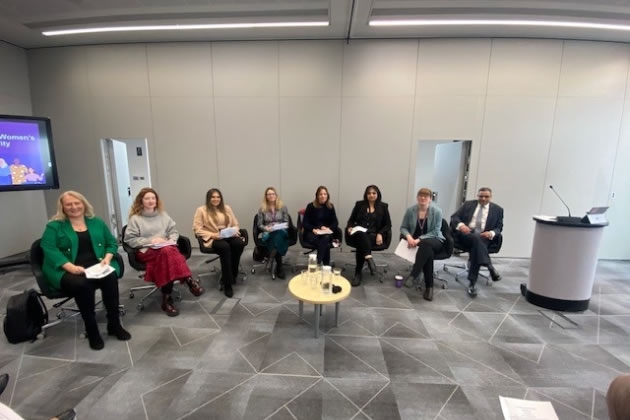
[339,96,415,244]
[279,40,343,97]
[28,47,89,100]
[279,97,342,222]
[212,42,278,97]
[147,43,213,97]
[86,45,150,98]
[214,97,280,227]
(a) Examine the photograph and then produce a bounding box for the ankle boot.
[224,283,234,298]
[366,257,376,275]
[161,293,179,317]
[275,255,285,279]
[85,322,104,350]
[184,277,204,296]
[423,287,434,301]
[266,249,277,272]
[107,322,132,340]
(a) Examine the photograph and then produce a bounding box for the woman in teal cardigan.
[400,187,445,301]
[40,191,130,350]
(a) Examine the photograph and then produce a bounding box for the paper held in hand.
[499,396,558,420]
[394,239,419,263]
[219,227,238,239]
[315,228,333,235]
[85,263,115,279]
[350,226,368,235]
[271,222,289,231]
[149,240,176,249]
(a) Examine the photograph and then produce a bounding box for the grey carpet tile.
[0,253,629,419]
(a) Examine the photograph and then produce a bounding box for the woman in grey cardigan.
[257,187,290,279]
[400,187,445,301]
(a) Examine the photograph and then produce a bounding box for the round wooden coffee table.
[288,273,351,338]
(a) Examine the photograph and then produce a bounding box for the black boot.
[266,249,277,272]
[351,271,362,287]
[423,287,434,301]
[0,373,8,397]
[85,322,104,350]
[107,323,131,341]
[366,257,376,275]
[275,255,285,279]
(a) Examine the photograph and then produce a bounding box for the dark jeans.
[453,231,492,284]
[346,231,376,273]
[211,237,245,285]
[411,238,443,288]
[304,231,332,265]
[60,271,120,329]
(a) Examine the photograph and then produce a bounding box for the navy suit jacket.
[451,200,503,237]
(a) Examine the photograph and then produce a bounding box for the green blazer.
[40,217,120,290]
[400,204,445,241]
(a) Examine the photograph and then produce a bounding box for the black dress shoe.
[0,373,9,397]
[275,264,285,279]
[490,269,502,282]
[224,284,234,298]
[107,324,132,341]
[351,272,362,287]
[366,258,376,275]
[467,284,478,298]
[423,287,433,301]
[53,408,77,420]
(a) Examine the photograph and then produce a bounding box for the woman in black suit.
[346,185,392,286]
[303,186,339,265]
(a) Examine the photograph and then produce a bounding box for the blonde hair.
[261,187,284,213]
[50,191,95,221]
[129,187,164,217]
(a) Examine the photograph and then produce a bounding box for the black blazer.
[451,200,503,237]
[346,201,392,236]
[303,202,339,233]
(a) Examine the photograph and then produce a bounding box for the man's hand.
[459,225,471,234]
[480,231,492,239]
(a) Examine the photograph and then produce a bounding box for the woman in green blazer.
[40,191,130,350]
[400,187,445,301]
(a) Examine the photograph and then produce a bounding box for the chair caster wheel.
[443,267,449,272]
[383,269,388,273]
[271,274,276,280]
[442,284,448,289]
[137,303,144,311]
[129,293,135,299]
[37,332,46,340]
[251,268,255,274]
[56,312,63,319]
[119,309,126,316]
[79,332,86,339]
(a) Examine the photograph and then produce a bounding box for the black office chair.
[121,225,192,311]
[251,214,298,279]
[196,229,249,290]
[296,209,342,267]
[443,231,503,286]
[343,228,392,283]
[30,239,125,339]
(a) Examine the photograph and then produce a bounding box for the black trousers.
[60,271,120,329]
[211,237,245,285]
[411,238,443,288]
[161,282,174,295]
[346,231,376,273]
[303,231,332,265]
[453,231,492,284]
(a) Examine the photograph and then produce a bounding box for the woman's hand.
[63,263,85,275]
[101,254,113,266]
[151,237,167,245]
[406,235,417,248]
[265,226,272,232]
[376,233,383,246]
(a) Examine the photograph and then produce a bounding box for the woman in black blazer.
[346,185,392,286]
[303,186,339,265]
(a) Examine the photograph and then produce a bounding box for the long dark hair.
[363,184,382,204]
[312,185,333,209]
[205,188,226,216]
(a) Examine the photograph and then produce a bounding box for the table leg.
[314,304,320,338]
[335,302,340,327]
[299,300,303,320]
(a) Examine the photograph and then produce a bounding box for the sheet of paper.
[499,397,559,420]
[219,227,238,239]
[0,402,25,420]
[315,228,333,235]
[84,263,115,279]
[271,222,289,231]
[149,240,177,249]
[350,226,368,235]
[394,239,418,263]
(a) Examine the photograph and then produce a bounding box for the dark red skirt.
[135,246,192,288]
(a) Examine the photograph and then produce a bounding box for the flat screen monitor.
[0,114,59,192]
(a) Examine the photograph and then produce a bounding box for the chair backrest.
[297,209,312,249]
[30,239,61,299]
[121,225,147,272]
[435,219,454,260]
[252,214,263,246]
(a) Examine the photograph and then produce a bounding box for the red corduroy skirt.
[135,246,192,288]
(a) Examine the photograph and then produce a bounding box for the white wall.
[414,140,440,193]
[27,39,630,259]
[0,41,48,258]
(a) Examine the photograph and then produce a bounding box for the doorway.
[414,140,471,218]
[100,138,151,240]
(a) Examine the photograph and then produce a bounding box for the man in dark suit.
[451,187,503,297]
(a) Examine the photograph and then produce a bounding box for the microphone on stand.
[549,185,582,223]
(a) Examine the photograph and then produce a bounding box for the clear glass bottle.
[321,265,332,294]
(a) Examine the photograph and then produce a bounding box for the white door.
[431,141,465,219]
